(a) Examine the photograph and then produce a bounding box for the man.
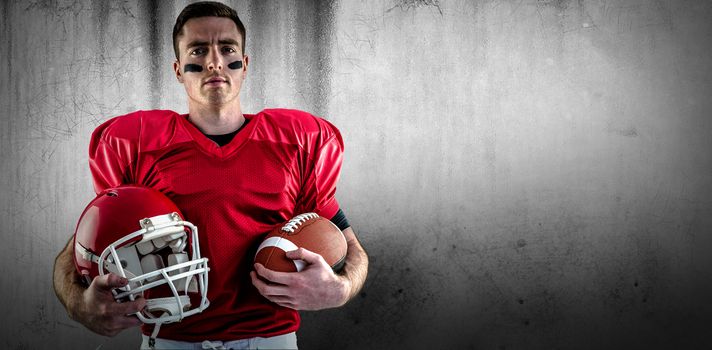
[52,2,369,349]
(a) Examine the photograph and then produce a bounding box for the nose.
[206,47,223,71]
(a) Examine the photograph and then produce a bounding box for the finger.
[100,314,142,335]
[114,297,147,316]
[250,271,266,289]
[254,263,292,285]
[93,273,128,290]
[114,314,144,328]
[251,271,276,294]
[98,301,145,334]
[259,292,296,309]
[251,271,290,297]
[274,301,297,309]
[285,247,323,265]
[266,295,294,304]
[259,283,291,297]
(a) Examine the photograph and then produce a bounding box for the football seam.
[281,212,319,234]
[256,236,304,271]
[264,235,281,267]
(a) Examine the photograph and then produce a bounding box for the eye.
[222,46,237,54]
[190,47,207,56]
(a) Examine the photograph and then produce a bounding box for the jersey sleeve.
[88,117,137,194]
[295,119,345,220]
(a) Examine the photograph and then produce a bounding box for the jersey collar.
[176,113,259,158]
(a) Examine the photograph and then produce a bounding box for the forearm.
[53,236,146,336]
[338,227,368,303]
[53,238,85,319]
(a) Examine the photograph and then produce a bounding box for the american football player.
[53,2,368,349]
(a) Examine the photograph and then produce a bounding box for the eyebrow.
[186,39,241,50]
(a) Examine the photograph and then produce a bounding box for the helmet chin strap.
[145,295,191,349]
[148,320,162,349]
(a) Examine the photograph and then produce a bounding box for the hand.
[70,273,146,337]
[250,248,350,310]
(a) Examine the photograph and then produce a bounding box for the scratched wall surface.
[1,0,711,349]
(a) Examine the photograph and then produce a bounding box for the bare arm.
[251,226,369,310]
[334,227,369,303]
[53,237,146,336]
[53,238,85,314]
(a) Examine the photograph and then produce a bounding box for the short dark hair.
[172,1,246,59]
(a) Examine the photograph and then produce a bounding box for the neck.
[187,102,245,135]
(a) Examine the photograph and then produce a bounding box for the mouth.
[203,76,228,86]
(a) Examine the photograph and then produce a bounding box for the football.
[255,213,347,272]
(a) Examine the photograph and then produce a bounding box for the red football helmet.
[73,185,209,327]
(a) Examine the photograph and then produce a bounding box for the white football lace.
[281,212,319,233]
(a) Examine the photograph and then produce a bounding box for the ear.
[241,55,249,79]
[173,60,183,83]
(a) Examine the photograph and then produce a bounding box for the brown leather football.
[254,213,347,272]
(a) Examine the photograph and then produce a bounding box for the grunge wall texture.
[2,0,712,349]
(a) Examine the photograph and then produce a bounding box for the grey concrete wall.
[1,0,711,349]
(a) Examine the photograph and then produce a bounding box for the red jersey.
[88,109,344,341]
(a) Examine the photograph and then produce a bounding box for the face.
[173,17,248,109]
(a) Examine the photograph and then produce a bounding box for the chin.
[203,92,230,104]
